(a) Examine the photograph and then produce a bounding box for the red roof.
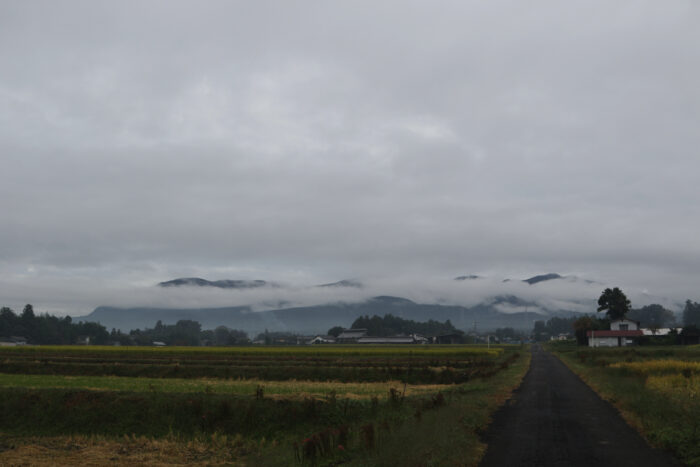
[586,330,644,337]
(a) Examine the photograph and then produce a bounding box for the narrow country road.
[479,345,680,467]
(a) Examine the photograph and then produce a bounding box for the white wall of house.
[588,335,636,347]
[610,319,639,331]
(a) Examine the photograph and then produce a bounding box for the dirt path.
[479,345,680,467]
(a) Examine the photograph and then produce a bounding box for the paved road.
[479,345,680,467]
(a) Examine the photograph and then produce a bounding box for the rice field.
[0,344,502,357]
[0,344,507,384]
[608,357,700,410]
[0,344,529,466]
[609,359,700,375]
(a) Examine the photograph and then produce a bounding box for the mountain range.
[80,273,593,335]
[84,295,552,336]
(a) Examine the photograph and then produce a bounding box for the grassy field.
[0,373,449,399]
[549,342,700,466]
[0,344,529,466]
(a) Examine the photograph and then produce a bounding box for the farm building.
[307,335,337,344]
[357,334,427,344]
[336,328,368,343]
[587,319,643,347]
[431,333,464,344]
[331,330,428,344]
[0,336,28,346]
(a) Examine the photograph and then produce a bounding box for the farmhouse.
[587,319,643,347]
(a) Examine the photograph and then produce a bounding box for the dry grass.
[645,374,700,398]
[609,359,700,375]
[0,434,260,466]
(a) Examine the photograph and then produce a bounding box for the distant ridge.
[81,295,553,335]
[317,279,363,288]
[523,273,563,285]
[158,278,271,289]
[455,275,480,281]
[79,273,603,335]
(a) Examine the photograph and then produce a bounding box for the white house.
[587,319,643,347]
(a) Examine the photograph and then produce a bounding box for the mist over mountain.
[84,295,551,336]
[70,271,687,336]
[77,273,624,334]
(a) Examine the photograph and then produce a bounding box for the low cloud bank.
[0,271,688,319]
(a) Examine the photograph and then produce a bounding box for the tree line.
[0,304,249,346]
[0,305,109,345]
[328,313,462,338]
[533,288,700,345]
[123,320,249,346]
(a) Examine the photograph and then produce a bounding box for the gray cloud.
[1,1,699,314]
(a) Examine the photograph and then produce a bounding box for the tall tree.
[597,287,631,321]
[21,304,35,320]
[573,316,605,346]
[683,300,700,326]
[628,304,675,327]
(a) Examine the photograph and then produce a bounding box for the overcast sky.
[1,1,699,315]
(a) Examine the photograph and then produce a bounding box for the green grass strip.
[0,373,446,398]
